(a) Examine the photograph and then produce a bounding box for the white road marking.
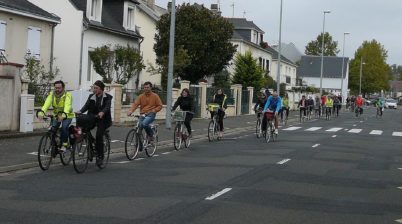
[162,152,171,155]
[154,154,159,157]
[397,187,402,190]
[392,132,402,137]
[326,128,343,132]
[398,168,402,170]
[332,135,337,138]
[344,129,349,131]
[348,129,362,133]
[283,127,302,131]
[135,158,144,161]
[395,219,402,223]
[359,121,363,123]
[305,127,322,131]
[205,188,232,200]
[111,140,120,143]
[312,144,320,148]
[353,124,357,127]
[277,158,291,165]
[27,152,38,156]
[369,130,383,135]
[111,161,130,164]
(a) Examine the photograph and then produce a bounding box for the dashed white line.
[353,124,357,127]
[277,158,291,165]
[305,127,322,131]
[111,161,130,164]
[348,129,362,133]
[111,140,120,143]
[162,152,171,155]
[283,127,302,131]
[27,152,38,156]
[205,188,232,200]
[332,135,337,138]
[392,132,402,137]
[312,144,320,148]
[135,158,144,161]
[326,128,343,132]
[154,154,159,157]
[369,130,383,135]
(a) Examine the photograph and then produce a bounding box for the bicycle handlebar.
[36,110,67,120]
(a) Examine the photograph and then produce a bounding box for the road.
[1,107,402,223]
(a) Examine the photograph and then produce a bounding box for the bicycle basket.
[173,111,186,122]
[208,103,219,112]
[76,114,96,131]
[264,111,274,120]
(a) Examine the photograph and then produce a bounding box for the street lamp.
[319,10,331,96]
[276,0,283,93]
[359,58,366,96]
[166,0,176,129]
[340,32,350,105]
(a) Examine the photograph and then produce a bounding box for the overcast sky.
[155,0,402,65]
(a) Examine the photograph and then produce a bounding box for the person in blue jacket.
[263,91,282,135]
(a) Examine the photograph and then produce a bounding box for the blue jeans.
[139,113,156,137]
[52,118,72,144]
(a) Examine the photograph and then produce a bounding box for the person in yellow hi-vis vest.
[39,80,74,152]
[325,95,334,117]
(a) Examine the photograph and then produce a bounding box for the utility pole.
[231,2,235,18]
[165,0,176,129]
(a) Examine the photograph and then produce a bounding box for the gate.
[241,89,250,114]
[189,85,201,118]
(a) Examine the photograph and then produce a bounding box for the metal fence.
[241,89,250,114]
[206,87,235,105]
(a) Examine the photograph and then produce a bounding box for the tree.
[89,44,144,85]
[305,32,339,56]
[348,39,390,95]
[154,3,237,87]
[213,69,231,89]
[232,51,264,89]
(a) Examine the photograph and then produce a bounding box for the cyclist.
[263,91,282,135]
[325,95,334,117]
[280,93,289,122]
[333,95,340,116]
[298,95,307,121]
[355,95,364,115]
[171,88,194,137]
[375,97,385,116]
[314,95,321,117]
[307,96,314,119]
[39,80,73,152]
[211,88,228,138]
[76,80,113,166]
[254,92,267,118]
[127,81,162,142]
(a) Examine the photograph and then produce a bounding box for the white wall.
[28,0,83,90]
[302,77,348,98]
[82,29,140,90]
[270,60,297,88]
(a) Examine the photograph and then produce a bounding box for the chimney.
[210,4,221,16]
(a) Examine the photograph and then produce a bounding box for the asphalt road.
[1,107,402,224]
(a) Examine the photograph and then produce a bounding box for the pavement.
[0,113,299,173]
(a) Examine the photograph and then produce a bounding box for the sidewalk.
[0,114,299,173]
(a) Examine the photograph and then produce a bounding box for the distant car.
[364,98,372,106]
[385,99,397,109]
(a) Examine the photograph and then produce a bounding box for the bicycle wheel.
[72,136,89,174]
[207,120,215,142]
[38,133,53,171]
[265,122,272,143]
[60,143,72,166]
[125,129,139,160]
[183,128,191,148]
[173,124,182,150]
[256,119,262,138]
[145,128,157,157]
[97,132,111,169]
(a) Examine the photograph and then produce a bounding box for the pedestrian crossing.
[282,126,402,137]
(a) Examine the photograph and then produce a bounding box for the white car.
[385,99,397,109]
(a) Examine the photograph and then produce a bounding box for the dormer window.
[124,2,136,31]
[87,0,103,22]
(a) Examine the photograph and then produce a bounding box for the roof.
[226,18,264,33]
[271,42,303,64]
[297,55,349,78]
[0,0,60,23]
[69,0,141,39]
[137,1,165,21]
[268,45,296,65]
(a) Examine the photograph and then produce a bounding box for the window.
[0,21,6,52]
[27,26,41,59]
[286,76,291,84]
[124,3,136,30]
[88,0,102,22]
[266,59,269,71]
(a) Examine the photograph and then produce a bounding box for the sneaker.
[59,142,69,153]
[274,129,279,135]
[218,132,224,138]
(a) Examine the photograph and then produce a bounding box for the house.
[28,0,143,90]
[389,80,402,98]
[271,42,303,64]
[297,55,349,100]
[0,0,60,67]
[226,17,297,89]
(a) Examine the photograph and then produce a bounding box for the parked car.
[385,99,397,109]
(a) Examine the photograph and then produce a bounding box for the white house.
[28,0,143,90]
[297,55,349,102]
[226,18,297,89]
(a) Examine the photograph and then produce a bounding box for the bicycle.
[72,114,111,173]
[172,110,192,150]
[255,110,263,138]
[376,106,383,118]
[263,111,277,143]
[325,107,331,120]
[355,106,363,118]
[124,115,158,160]
[299,108,306,123]
[207,103,221,142]
[36,110,73,171]
[280,107,289,126]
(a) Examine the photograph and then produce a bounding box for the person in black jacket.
[172,88,194,137]
[76,80,113,166]
[212,88,228,138]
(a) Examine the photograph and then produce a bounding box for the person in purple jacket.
[263,91,282,135]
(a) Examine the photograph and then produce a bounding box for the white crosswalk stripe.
[370,130,383,135]
[348,129,362,133]
[283,126,302,131]
[392,132,402,137]
[325,128,343,132]
[305,127,322,131]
